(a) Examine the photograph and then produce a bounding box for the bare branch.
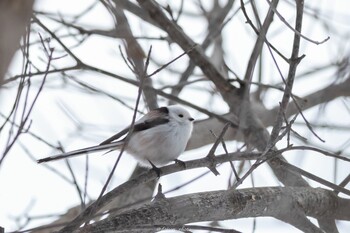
[78,187,348,233]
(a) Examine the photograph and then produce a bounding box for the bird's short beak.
[189,117,194,122]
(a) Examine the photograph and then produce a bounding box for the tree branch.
[78,187,349,233]
[136,0,238,110]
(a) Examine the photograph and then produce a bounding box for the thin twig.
[0,37,54,166]
[265,0,330,45]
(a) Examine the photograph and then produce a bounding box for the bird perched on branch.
[37,105,194,173]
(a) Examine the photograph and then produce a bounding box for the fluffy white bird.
[37,105,194,168]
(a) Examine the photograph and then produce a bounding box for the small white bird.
[37,105,194,169]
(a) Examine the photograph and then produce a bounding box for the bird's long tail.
[37,141,123,163]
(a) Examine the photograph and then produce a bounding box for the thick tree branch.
[57,151,261,232]
[78,187,349,233]
[56,146,350,232]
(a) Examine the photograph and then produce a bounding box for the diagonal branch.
[136,0,237,110]
[267,0,305,149]
[242,0,279,92]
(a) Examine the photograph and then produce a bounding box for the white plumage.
[37,105,194,167]
[127,105,193,166]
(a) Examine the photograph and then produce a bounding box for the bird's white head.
[167,105,194,125]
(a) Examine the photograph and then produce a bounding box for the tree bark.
[0,0,35,85]
[77,187,349,233]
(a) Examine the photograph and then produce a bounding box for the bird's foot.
[148,159,161,177]
[174,159,186,168]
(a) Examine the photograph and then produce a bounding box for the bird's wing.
[99,107,170,145]
[37,141,122,163]
[99,127,130,145]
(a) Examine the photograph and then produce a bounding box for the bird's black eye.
[178,114,184,118]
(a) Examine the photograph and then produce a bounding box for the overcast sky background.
[1,0,350,232]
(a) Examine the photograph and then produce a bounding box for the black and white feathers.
[37,105,194,167]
